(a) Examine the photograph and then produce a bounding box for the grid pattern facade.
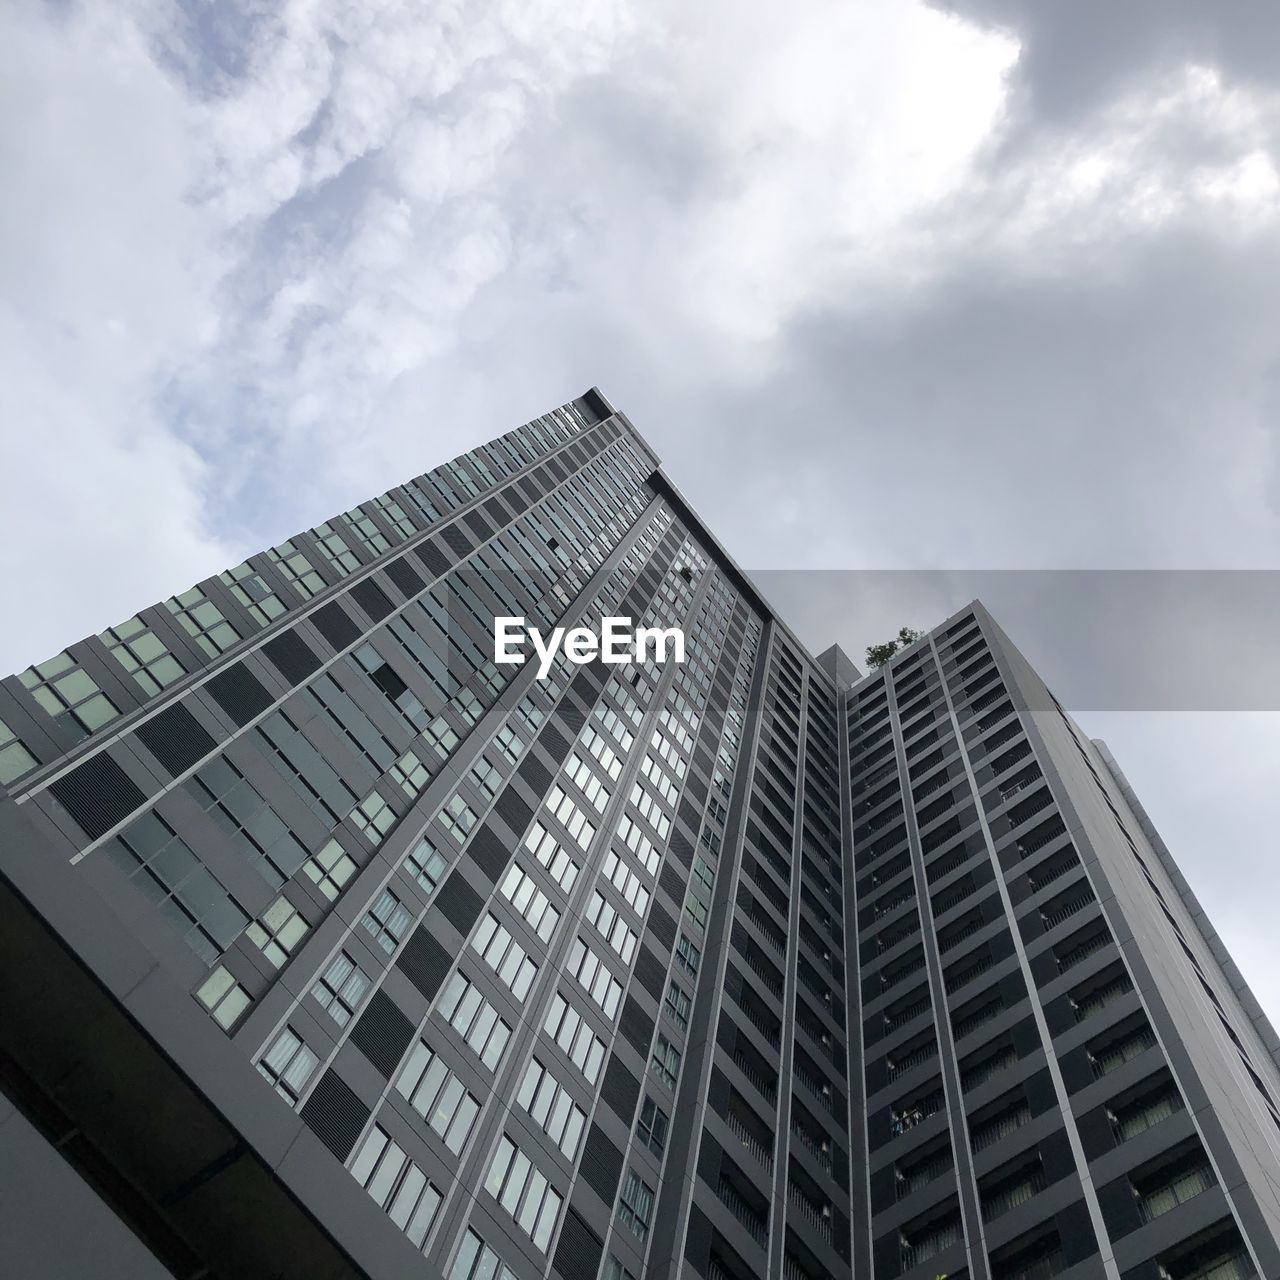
[1,393,1278,1280]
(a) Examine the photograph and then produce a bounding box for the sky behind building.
[3,0,1280,1025]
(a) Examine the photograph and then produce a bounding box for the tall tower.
[0,393,1276,1280]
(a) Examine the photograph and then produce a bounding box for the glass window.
[664,980,691,1032]
[449,1229,518,1280]
[245,895,310,968]
[651,1033,681,1090]
[500,864,560,944]
[195,965,251,1030]
[105,812,248,963]
[396,1041,481,1155]
[637,1096,669,1156]
[19,652,119,738]
[220,562,287,627]
[471,913,537,1001]
[257,1026,318,1104]
[405,836,447,896]
[516,1058,587,1159]
[312,951,370,1027]
[370,493,417,540]
[350,791,396,844]
[483,1134,562,1252]
[165,586,241,658]
[100,616,186,695]
[0,716,38,786]
[388,749,430,798]
[266,539,325,599]
[676,933,701,977]
[617,1169,654,1241]
[311,520,361,576]
[341,507,391,558]
[438,973,513,1070]
[301,837,357,901]
[542,991,606,1084]
[349,1125,442,1250]
[362,889,412,954]
[567,937,622,1020]
[440,794,477,845]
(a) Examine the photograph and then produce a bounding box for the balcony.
[970,1099,1031,1152]
[725,1106,775,1173]
[1135,1156,1216,1223]
[981,1162,1046,1222]
[962,1043,1017,1092]
[734,990,782,1049]
[885,991,932,1033]
[790,1120,834,1173]
[873,888,915,920]
[945,948,997,994]
[716,1176,769,1248]
[732,1047,778,1104]
[795,1062,838,1117]
[952,997,1003,1041]
[737,943,785,998]
[997,772,1041,804]
[787,1184,833,1243]
[887,1039,938,1082]
[1055,928,1112,974]
[900,1214,962,1271]
[1040,890,1095,931]
[1071,972,1132,1024]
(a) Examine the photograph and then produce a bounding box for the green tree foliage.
[865,626,923,669]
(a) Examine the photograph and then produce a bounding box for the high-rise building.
[1,391,1277,1280]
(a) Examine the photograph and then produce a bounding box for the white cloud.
[6,0,1280,1042]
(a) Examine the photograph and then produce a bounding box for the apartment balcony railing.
[716,1177,769,1248]
[732,1049,778,1104]
[1013,818,1066,859]
[787,1185,833,1242]
[790,1122,833,1173]
[1136,1163,1216,1223]
[1025,855,1077,894]
[939,914,985,952]
[735,994,782,1048]
[1072,974,1132,1023]
[724,1108,775,1173]
[1008,791,1055,827]
[742,904,786,954]
[932,882,973,916]
[1056,929,1112,974]
[962,1045,1017,1092]
[952,999,1003,1041]
[900,1219,962,1272]
[888,1042,938,1081]
[970,1101,1031,1152]
[1041,891,1096,931]
[739,947,785,997]
[998,1244,1066,1280]
[874,889,915,920]
[946,949,997,994]
[795,1064,837,1116]
[998,774,1040,803]
[885,993,932,1033]
[981,1168,1046,1221]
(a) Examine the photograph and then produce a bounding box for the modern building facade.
[0,391,1278,1280]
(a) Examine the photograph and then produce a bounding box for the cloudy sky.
[3,0,1280,1028]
